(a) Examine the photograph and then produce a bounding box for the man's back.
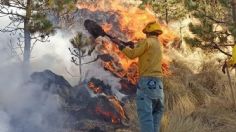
[139,36,163,78]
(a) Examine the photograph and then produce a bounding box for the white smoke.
[0,110,11,132]
[0,16,70,132]
[83,59,126,100]
[0,42,67,132]
[31,31,79,85]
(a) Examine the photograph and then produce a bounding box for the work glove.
[110,38,126,50]
[123,41,134,49]
[118,44,126,50]
[111,38,135,50]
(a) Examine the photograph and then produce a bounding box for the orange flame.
[107,96,127,120]
[77,0,177,84]
[102,23,113,32]
[95,106,120,124]
[78,0,177,78]
[87,81,103,94]
[88,81,127,123]
[80,0,178,124]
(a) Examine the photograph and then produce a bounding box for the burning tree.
[0,0,75,74]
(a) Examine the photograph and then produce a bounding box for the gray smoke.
[0,15,71,132]
[0,5,131,131]
[0,40,67,132]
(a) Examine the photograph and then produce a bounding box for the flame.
[102,23,113,32]
[88,80,127,123]
[107,96,127,120]
[88,81,103,94]
[95,105,120,124]
[78,0,177,79]
[80,0,178,124]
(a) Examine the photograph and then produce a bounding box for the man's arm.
[121,40,148,59]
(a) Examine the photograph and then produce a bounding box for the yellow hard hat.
[143,21,163,34]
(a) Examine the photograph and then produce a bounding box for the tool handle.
[105,33,134,48]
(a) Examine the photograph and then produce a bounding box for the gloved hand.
[118,44,126,50]
[123,41,134,48]
[110,38,126,50]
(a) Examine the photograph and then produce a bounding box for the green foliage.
[229,24,236,37]
[218,0,231,8]
[184,0,198,10]
[46,0,76,12]
[29,0,75,38]
[29,13,54,34]
[184,0,234,56]
[70,32,91,49]
[1,0,75,34]
[184,37,201,47]
[140,0,188,23]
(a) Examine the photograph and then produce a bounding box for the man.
[222,45,236,73]
[112,21,164,132]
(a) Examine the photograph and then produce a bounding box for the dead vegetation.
[63,48,236,132]
[161,49,236,132]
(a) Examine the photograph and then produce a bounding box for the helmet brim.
[143,29,163,35]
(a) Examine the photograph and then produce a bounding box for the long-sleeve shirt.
[122,36,163,77]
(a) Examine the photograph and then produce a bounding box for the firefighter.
[228,45,236,67]
[112,21,164,132]
[222,45,236,73]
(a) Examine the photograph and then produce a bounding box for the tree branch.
[65,67,80,77]
[212,42,232,57]
[81,56,99,65]
[0,7,25,18]
[195,9,228,24]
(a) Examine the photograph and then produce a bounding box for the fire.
[95,105,120,124]
[78,0,177,79]
[88,81,103,94]
[79,0,178,124]
[87,79,128,124]
[102,23,112,32]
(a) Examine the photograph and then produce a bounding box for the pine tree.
[140,0,188,24]
[184,0,235,56]
[0,0,75,74]
[69,32,98,83]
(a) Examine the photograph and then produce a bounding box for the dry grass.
[158,49,236,132]
[122,56,236,132]
[66,49,236,132]
[161,113,211,132]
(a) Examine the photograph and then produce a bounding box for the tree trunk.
[1,0,10,5]
[23,0,32,75]
[78,50,82,83]
[165,0,168,24]
[232,0,236,24]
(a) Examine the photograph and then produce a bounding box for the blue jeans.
[136,76,164,132]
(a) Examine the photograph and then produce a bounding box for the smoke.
[83,59,126,100]
[0,16,71,132]
[0,41,67,132]
[0,2,137,131]
[31,31,79,85]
